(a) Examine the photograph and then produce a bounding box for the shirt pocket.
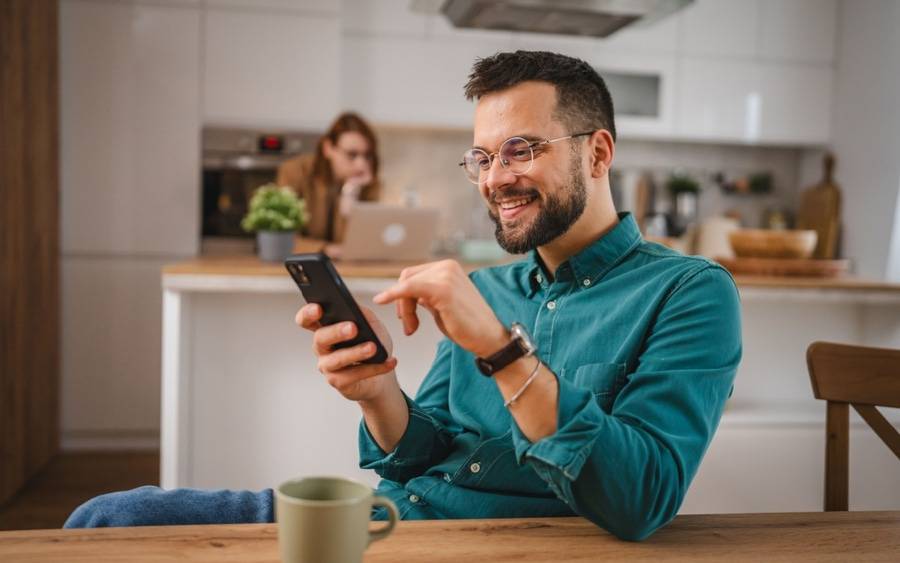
[571,362,626,412]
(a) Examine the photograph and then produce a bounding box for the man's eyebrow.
[471,134,543,151]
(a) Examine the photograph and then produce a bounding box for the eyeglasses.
[335,146,373,162]
[459,131,594,185]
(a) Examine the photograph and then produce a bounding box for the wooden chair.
[806,341,900,511]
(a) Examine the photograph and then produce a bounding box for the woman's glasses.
[459,131,594,185]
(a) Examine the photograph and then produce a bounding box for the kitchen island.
[160,252,900,513]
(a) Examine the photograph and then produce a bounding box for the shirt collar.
[523,212,642,296]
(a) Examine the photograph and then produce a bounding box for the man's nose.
[483,156,516,193]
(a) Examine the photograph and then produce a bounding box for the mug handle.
[368,495,398,545]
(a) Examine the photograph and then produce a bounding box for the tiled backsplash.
[375,125,810,247]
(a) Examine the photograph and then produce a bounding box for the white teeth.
[498,197,534,210]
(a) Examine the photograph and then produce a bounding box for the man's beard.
[488,149,587,255]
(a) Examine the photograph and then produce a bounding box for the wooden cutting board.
[796,153,841,259]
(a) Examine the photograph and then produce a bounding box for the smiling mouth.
[498,196,536,210]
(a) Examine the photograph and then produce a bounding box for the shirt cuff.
[358,392,452,482]
[511,373,606,482]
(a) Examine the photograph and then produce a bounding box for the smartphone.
[284,252,389,364]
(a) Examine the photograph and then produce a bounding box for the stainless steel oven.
[201,127,319,252]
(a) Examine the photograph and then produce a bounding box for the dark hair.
[464,51,616,141]
[313,112,380,185]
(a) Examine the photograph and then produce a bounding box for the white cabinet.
[61,256,168,446]
[341,0,428,37]
[60,1,201,255]
[203,9,340,128]
[204,0,338,14]
[599,11,680,54]
[676,58,758,142]
[680,0,759,58]
[680,0,837,63]
[676,58,832,145]
[758,0,837,63]
[341,35,511,128]
[756,62,832,144]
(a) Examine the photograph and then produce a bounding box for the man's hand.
[372,260,508,358]
[295,303,399,403]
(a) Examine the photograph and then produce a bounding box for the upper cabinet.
[203,8,340,128]
[674,0,836,144]
[681,0,759,58]
[60,1,201,256]
[675,59,832,144]
[757,0,837,63]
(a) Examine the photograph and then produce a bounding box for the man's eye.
[476,157,491,169]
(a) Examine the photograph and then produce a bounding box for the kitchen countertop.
[163,253,900,294]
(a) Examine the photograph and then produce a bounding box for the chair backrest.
[806,341,900,511]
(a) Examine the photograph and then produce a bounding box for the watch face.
[510,323,536,355]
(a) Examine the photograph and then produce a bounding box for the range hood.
[421,0,693,38]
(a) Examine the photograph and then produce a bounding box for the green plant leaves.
[241,183,307,232]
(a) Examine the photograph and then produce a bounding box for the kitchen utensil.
[729,229,818,259]
[797,153,841,259]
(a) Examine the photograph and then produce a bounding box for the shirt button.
[408,494,420,503]
[547,300,556,310]
[469,462,481,474]
[535,273,543,283]
[443,473,452,483]
[583,278,591,286]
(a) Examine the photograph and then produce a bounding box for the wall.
[376,126,807,246]
[826,0,900,279]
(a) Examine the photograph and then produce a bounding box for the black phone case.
[284,253,389,364]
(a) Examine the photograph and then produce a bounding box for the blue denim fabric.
[63,486,274,528]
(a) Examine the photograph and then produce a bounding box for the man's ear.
[588,130,615,178]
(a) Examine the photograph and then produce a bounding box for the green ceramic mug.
[275,476,398,563]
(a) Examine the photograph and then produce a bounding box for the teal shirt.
[359,213,742,541]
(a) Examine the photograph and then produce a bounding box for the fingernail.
[342,323,353,335]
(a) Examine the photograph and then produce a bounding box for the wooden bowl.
[728,229,818,259]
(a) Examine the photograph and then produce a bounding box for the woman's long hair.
[312,112,380,187]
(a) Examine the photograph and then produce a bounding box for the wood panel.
[0,452,159,531]
[0,0,60,505]
[1,513,900,561]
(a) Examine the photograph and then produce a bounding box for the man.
[66,51,741,541]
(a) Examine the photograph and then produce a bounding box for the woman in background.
[277,112,381,242]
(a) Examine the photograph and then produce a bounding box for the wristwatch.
[476,322,536,376]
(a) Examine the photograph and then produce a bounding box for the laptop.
[338,202,440,262]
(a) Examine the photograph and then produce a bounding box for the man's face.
[472,81,588,254]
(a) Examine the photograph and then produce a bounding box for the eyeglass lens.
[462,137,533,184]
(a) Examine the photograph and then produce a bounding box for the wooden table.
[2,512,899,562]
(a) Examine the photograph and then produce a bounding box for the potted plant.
[666,173,701,236]
[241,184,307,261]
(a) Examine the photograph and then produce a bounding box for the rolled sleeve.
[358,338,458,484]
[511,375,604,482]
[358,393,455,483]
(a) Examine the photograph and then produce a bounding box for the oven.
[201,127,319,253]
